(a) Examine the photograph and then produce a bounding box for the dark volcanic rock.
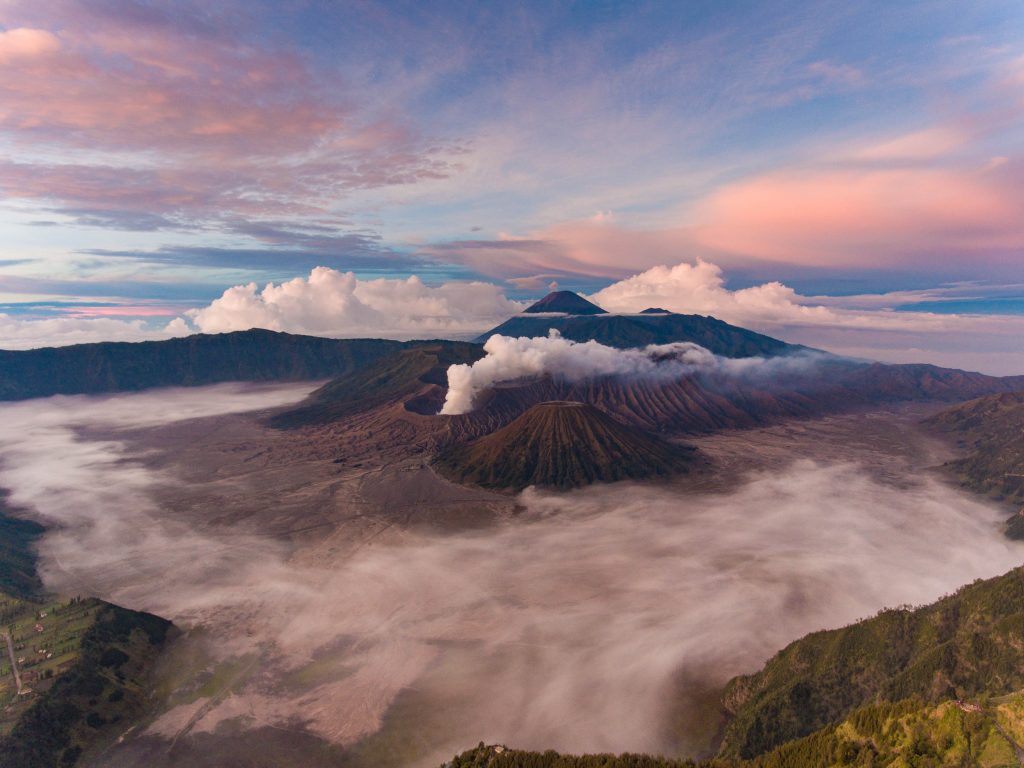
[434,401,698,490]
[475,311,806,356]
[270,341,483,428]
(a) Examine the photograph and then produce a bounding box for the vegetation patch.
[0,591,172,768]
[718,567,1024,759]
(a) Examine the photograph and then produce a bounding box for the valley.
[0,378,1019,767]
[1,304,1023,768]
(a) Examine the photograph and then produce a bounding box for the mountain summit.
[523,290,608,315]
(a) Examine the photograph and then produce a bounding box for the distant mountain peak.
[523,291,607,315]
[640,307,671,314]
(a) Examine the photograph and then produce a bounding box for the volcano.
[475,304,806,356]
[522,290,608,315]
[434,401,698,491]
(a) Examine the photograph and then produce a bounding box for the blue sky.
[0,0,1023,369]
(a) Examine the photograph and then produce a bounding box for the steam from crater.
[440,330,823,415]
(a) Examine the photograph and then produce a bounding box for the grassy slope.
[0,595,102,735]
[0,597,172,768]
[717,567,1024,759]
[0,502,173,767]
[444,695,1024,768]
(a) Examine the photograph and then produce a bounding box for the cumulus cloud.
[185,266,525,338]
[440,330,821,415]
[589,260,1020,333]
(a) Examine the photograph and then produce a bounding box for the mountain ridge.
[0,329,408,401]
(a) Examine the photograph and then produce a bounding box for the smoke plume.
[440,330,822,414]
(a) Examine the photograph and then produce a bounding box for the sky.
[1,0,1023,372]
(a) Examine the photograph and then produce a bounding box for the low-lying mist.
[0,384,314,613]
[0,385,1021,767]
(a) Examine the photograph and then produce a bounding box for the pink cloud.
[0,28,335,155]
[692,164,1024,267]
[434,154,1024,280]
[854,126,968,161]
[425,222,700,281]
[60,305,186,318]
[0,27,60,63]
[0,3,461,232]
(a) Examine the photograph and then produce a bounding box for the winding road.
[1,630,23,696]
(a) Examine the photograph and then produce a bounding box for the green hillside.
[0,503,45,599]
[0,591,172,768]
[444,695,1024,768]
[718,567,1024,759]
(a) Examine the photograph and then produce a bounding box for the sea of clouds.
[0,385,1021,766]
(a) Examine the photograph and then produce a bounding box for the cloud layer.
[0,313,187,350]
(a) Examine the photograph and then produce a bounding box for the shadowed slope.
[475,311,804,356]
[434,401,698,490]
[0,330,405,401]
[925,392,1024,527]
[269,341,483,428]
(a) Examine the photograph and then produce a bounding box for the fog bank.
[0,386,1020,766]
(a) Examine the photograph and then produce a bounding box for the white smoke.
[440,330,821,415]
